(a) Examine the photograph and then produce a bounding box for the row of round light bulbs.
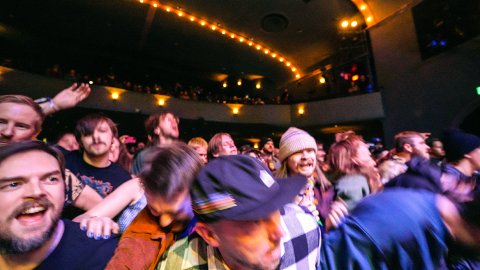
[137,0,301,79]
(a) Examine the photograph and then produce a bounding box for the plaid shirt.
[155,203,320,270]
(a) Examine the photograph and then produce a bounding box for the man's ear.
[154,126,161,136]
[404,144,413,153]
[195,222,220,247]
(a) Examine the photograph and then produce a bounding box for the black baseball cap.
[191,155,306,223]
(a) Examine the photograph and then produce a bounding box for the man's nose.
[1,124,14,139]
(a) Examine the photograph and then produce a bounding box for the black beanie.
[441,128,480,162]
[260,137,273,149]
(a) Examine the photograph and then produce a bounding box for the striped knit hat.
[278,127,317,163]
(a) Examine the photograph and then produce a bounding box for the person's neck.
[450,159,474,177]
[396,152,412,162]
[158,136,176,146]
[83,152,111,168]
[0,221,64,270]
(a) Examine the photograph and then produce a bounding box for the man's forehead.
[0,102,41,123]
[0,150,61,177]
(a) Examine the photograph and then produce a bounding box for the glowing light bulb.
[237,79,242,86]
[292,68,296,72]
[231,34,235,38]
[342,21,348,27]
[272,54,276,58]
[320,77,326,83]
[222,30,226,34]
[112,93,119,99]
[256,45,261,50]
[140,0,143,3]
[239,38,244,42]
[256,83,261,89]
[279,58,284,62]
[201,21,205,26]
[212,26,216,30]
[296,74,300,78]
[89,81,93,84]
[298,108,304,114]
[361,5,366,10]
[264,50,269,54]
[223,82,227,88]
[351,21,357,27]
[190,17,194,21]
[178,12,183,16]
[153,3,158,7]
[159,100,165,106]
[165,7,170,11]
[286,62,291,66]
[367,17,372,22]
[233,108,239,114]
[248,42,253,46]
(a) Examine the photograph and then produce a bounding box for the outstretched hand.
[75,215,119,240]
[52,83,91,111]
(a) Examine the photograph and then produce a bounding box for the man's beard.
[0,199,59,255]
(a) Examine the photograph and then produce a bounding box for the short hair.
[74,114,118,150]
[207,133,231,160]
[188,137,208,150]
[0,95,45,133]
[426,137,441,148]
[0,140,66,180]
[144,112,178,145]
[139,141,203,201]
[394,131,423,153]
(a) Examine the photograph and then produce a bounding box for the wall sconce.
[254,143,258,148]
[223,82,227,88]
[320,77,326,84]
[233,108,239,114]
[256,82,261,89]
[298,108,304,115]
[112,93,119,100]
[237,79,242,86]
[158,99,165,106]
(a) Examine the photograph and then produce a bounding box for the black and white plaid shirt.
[155,203,321,270]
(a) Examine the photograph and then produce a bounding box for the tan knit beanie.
[278,127,317,163]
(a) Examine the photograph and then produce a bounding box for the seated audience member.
[157,155,321,270]
[321,188,480,269]
[74,142,203,269]
[188,137,208,163]
[53,132,79,156]
[328,134,382,212]
[276,127,345,232]
[207,132,237,160]
[385,129,479,197]
[131,112,179,175]
[0,92,101,212]
[66,114,132,198]
[377,131,430,184]
[427,137,446,167]
[0,141,117,270]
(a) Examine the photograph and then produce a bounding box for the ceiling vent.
[261,14,289,33]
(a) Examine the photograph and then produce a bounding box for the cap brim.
[230,175,307,221]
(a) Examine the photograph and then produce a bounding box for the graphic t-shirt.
[65,150,131,198]
[34,219,119,270]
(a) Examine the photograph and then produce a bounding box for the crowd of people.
[1,83,480,270]
[1,58,373,105]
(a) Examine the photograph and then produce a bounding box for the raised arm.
[40,83,91,115]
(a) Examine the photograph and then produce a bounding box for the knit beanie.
[260,137,273,149]
[441,128,480,162]
[278,127,317,163]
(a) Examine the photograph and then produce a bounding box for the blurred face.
[466,147,480,172]
[354,142,376,168]
[57,134,79,151]
[208,211,285,270]
[287,149,317,177]
[0,103,41,147]
[0,151,64,254]
[263,141,274,154]
[109,137,120,163]
[158,113,179,139]
[430,141,445,159]
[215,135,237,157]
[81,121,114,157]
[195,146,208,163]
[144,189,193,233]
[410,136,430,159]
[316,144,326,163]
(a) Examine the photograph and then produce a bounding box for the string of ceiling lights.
[136,0,301,80]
